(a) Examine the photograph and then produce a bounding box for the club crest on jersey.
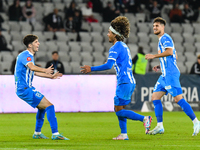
[165,85,172,89]
[27,57,31,61]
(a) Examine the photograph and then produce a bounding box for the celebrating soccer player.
[145,17,200,136]
[81,16,152,140]
[14,34,69,140]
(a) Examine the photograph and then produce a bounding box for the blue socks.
[35,109,46,132]
[117,116,127,133]
[46,105,58,134]
[177,99,196,121]
[115,109,145,134]
[153,100,163,123]
[153,99,196,122]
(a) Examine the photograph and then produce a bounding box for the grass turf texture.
[0,112,200,150]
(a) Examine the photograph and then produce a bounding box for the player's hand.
[51,71,63,79]
[153,65,160,72]
[145,54,155,60]
[80,65,91,74]
[46,64,54,74]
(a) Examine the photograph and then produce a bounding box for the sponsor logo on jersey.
[109,51,117,54]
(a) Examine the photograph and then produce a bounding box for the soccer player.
[80,16,152,140]
[15,34,69,140]
[145,17,200,136]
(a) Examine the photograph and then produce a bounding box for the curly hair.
[110,16,130,41]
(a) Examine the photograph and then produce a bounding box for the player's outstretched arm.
[80,59,115,74]
[27,62,54,74]
[145,48,173,60]
[35,71,63,79]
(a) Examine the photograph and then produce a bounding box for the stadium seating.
[149,34,158,43]
[193,23,200,34]
[182,33,195,44]
[177,62,187,73]
[182,24,194,34]
[171,33,183,43]
[79,32,92,42]
[56,41,70,52]
[9,21,21,32]
[128,44,138,57]
[175,43,185,54]
[45,41,59,52]
[0,0,199,75]
[32,31,46,42]
[19,22,32,32]
[67,32,78,42]
[69,51,82,62]
[91,42,105,53]
[150,43,158,53]
[185,61,194,73]
[184,52,196,62]
[55,32,69,42]
[92,51,105,63]
[68,42,81,52]
[137,32,150,43]
[63,62,72,74]
[38,41,48,52]
[35,61,46,68]
[10,31,23,41]
[35,51,48,62]
[0,61,12,75]
[91,32,103,43]
[58,51,70,62]
[171,23,183,33]
[137,23,150,34]
[91,22,103,33]
[11,41,26,51]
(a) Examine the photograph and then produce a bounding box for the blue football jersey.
[108,41,135,85]
[15,50,35,89]
[158,33,181,87]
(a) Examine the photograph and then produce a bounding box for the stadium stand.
[0,0,199,75]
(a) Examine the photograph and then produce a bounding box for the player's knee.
[45,103,53,109]
[114,106,124,112]
[115,109,124,117]
[151,95,156,101]
[174,94,183,103]
[174,98,180,103]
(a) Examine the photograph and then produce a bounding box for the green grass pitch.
[0,112,200,150]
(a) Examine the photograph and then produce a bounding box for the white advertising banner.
[0,75,116,113]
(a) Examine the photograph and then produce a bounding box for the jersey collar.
[26,50,34,56]
[159,33,166,41]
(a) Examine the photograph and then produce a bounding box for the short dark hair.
[23,34,38,48]
[153,17,166,26]
[52,51,58,55]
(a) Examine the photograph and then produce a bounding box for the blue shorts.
[16,86,44,108]
[114,83,135,106]
[153,76,182,97]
